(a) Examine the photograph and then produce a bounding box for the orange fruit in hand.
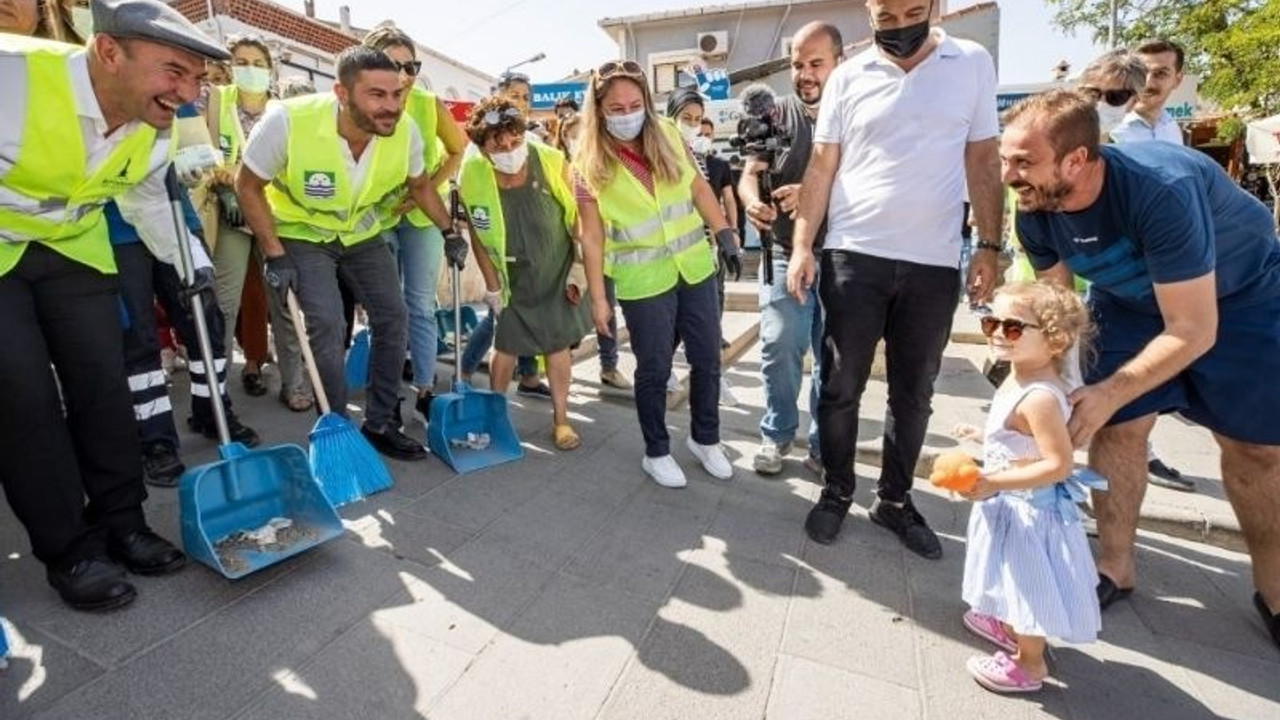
[930,450,980,492]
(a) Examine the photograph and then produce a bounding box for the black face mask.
[874,17,931,60]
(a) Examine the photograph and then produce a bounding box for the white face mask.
[489,142,528,175]
[605,109,646,141]
[678,122,700,143]
[1096,101,1129,138]
[232,66,271,94]
[690,135,713,155]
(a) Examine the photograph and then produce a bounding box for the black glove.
[715,227,742,281]
[443,229,468,270]
[263,253,298,303]
[216,187,243,226]
[180,266,218,315]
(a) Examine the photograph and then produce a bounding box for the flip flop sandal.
[552,424,581,451]
[966,652,1044,694]
[1097,573,1134,610]
[963,610,1018,654]
[242,371,268,397]
[279,390,314,413]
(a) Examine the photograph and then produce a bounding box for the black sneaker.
[869,496,942,559]
[188,412,261,448]
[516,381,552,400]
[142,441,185,488]
[1148,458,1195,492]
[805,488,853,545]
[361,424,428,461]
[413,391,435,426]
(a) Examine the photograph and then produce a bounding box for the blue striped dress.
[961,381,1102,644]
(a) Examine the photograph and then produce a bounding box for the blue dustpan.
[427,380,524,474]
[179,442,343,579]
[345,328,370,390]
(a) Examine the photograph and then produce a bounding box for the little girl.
[960,281,1105,694]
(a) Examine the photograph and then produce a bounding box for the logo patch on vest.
[470,206,492,231]
[303,171,336,199]
[219,134,234,161]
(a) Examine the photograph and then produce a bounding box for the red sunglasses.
[980,315,1042,341]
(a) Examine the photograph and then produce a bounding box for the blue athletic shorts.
[1085,293,1280,445]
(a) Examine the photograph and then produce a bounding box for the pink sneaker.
[963,610,1017,654]
[966,652,1044,694]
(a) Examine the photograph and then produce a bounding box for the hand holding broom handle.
[285,289,333,416]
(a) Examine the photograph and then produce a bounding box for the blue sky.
[279,0,1103,86]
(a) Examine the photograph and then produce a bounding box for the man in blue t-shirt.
[1002,89,1280,650]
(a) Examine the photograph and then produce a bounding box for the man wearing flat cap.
[0,0,229,612]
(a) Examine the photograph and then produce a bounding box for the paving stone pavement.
[2,306,1277,720]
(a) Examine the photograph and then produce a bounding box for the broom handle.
[286,289,332,415]
[165,166,231,446]
[450,183,463,388]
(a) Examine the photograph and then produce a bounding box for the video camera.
[730,84,790,284]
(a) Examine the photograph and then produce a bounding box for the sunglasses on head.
[980,315,1042,341]
[596,60,645,80]
[482,107,523,126]
[1080,86,1136,107]
[391,60,423,76]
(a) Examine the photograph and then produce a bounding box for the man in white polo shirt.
[787,0,1002,555]
[1110,39,1185,146]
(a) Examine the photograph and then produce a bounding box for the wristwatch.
[975,241,1003,252]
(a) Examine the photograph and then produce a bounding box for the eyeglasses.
[980,315,1042,341]
[393,60,423,77]
[483,107,523,125]
[595,60,645,80]
[1079,86,1136,107]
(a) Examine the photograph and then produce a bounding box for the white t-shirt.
[242,95,425,188]
[813,29,999,268]
[1110,109,1184,146]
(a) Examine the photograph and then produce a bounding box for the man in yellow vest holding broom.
[235,45,465,461]
[0,0,229,611]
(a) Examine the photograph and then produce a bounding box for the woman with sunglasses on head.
[459,97,590,450]
[575,61,741,488]
[959,282,1103,694]
[363,27,467,424]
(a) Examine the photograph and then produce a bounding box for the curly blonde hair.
[995,282,1095,374]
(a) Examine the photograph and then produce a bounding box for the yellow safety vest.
[459,141,577,305]
[264,93,412,246]
[589,119,712,301]
[386,86,443,229]
[215,85,244,165]
[0,35,159,276]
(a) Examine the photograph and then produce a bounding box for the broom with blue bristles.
[286,290,392,506]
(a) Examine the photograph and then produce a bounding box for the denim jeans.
[597,277,620,372]
[284,236,407,431]
[758,254,822,453]
[817,250,958,501]
[620,276,721,457]
[384,218,444,389]
[460,311,537,378]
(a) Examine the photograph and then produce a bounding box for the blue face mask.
[605,110,646,141]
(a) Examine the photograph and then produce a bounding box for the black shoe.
[1148,458,1195,492]
[47,557,136,612]
[361,424,428,461]
[869,496,942,559]
[805,488,853,545]
[516,381,552,400]
[414,391,434,426]
[403,358,415,382]
[107,529,187,576]
[142,441,185,488]
[241,371,268,397]
[188,412,260,448]
[1254,592,1280,651]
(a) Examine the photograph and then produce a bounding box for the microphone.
[738,83,778,120]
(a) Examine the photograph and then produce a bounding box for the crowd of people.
[1,0,1278,695]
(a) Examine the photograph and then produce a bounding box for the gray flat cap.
[92,0,231,61]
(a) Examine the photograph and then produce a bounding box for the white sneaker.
[752,440,792,476]
[686,437,733,480]
[719,377,739,407]
[666,371,681,393]
[642,454,687,488]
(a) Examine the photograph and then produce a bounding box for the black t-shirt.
[704,154,734,204]
[751,94,826,254]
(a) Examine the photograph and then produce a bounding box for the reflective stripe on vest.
[0,36,158,276]
[592,118,713,301]
[399,86,442,229]
[263,93,412,246]
[459,141,577,305]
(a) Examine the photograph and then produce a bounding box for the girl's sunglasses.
[393,60,423,77]
[980,315,1042,342]
[596,60,645,80]
[483,107,523,125]
[1079,86,1136,107]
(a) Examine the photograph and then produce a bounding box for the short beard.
[795,82,822,107]
[348,102,398,137]
[1012,175,1073,213]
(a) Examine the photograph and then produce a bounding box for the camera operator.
[738,22,843,476]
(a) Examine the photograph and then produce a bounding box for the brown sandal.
[279,390,313,413]
[552,423,581,451]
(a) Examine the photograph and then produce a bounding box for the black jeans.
[817,250,958,501]
[0,245,148,567]
[620,276,721,457]
[116,242,230,450]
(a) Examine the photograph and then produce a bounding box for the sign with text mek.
[531,83,588,111]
